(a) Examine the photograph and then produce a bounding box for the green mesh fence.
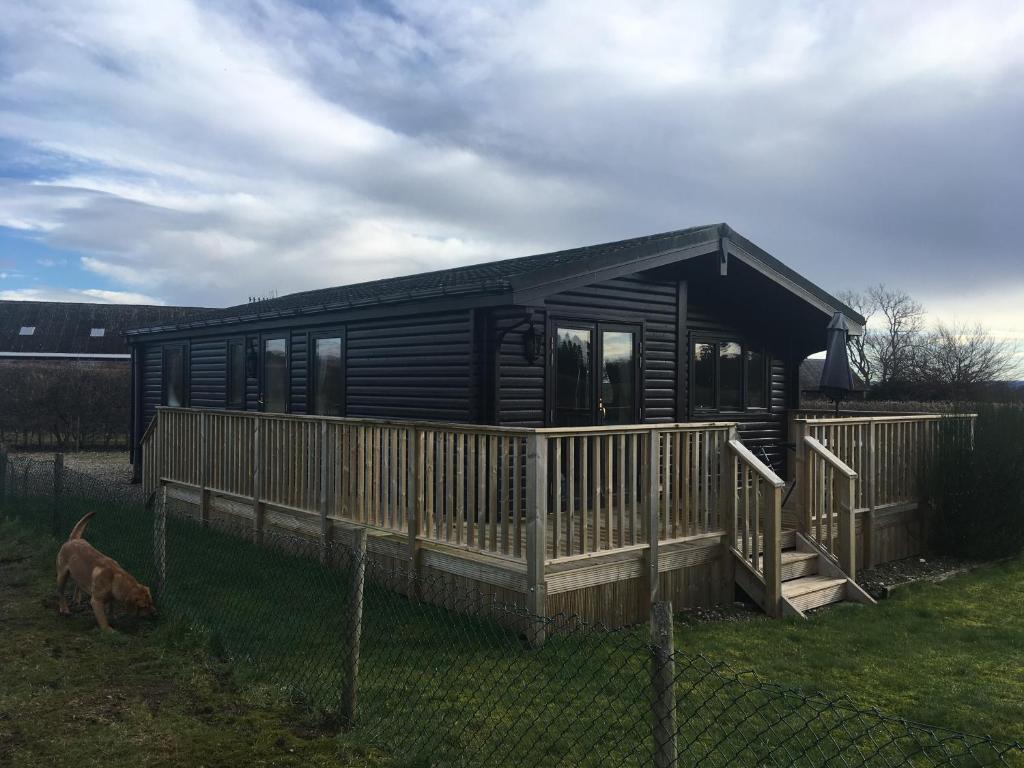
[1,453,1021,768]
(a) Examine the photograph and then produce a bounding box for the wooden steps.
[734,531,876,619]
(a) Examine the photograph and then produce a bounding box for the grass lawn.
[677,559,1024,742]
[0,521,389,768]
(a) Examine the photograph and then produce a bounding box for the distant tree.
[915,322,1018,402]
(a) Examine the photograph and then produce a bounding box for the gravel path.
[10,450,136,489]
[856,555,982,600]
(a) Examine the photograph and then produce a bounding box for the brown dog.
[56,512,156,631]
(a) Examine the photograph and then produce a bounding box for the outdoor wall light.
[523,323,543,364]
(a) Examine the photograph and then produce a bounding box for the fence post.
[199,412,210,527]
[342,527,367,727]
[252,417,264,547]
[154,483,167,598]
[650,600,678,768]
[864,420,876,569]
[52,452,64,538]
[406,428,423,599]
[645,430,662,619]
[319,421,330,564]
[525,432,548,648]
[0,442,7,506]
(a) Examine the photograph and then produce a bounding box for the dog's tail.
[67,512,95,541]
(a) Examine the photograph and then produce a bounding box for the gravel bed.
[677,601,765,627]
[856,555,982,600]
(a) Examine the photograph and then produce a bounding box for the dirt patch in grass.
[0,521,389,768]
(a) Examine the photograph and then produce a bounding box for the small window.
[227,340,246,409]
[263,337,288,413]
[163,347,186,407]
[719,342,743,410]
[693,342,715,409]
[19,326,35,336]
[747,350,766,408]
[89,328,105,337]
[313,336,344,416]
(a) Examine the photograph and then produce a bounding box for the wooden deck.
[142,408,975,628]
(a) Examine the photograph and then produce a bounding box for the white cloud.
[0,287,166,305]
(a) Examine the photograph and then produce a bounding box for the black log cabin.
[127,223,864,477]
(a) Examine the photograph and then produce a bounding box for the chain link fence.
[1,451,1021,767]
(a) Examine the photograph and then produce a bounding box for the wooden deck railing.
[790,412,976,570]
[141,409,743,562]
[726,438,785,617]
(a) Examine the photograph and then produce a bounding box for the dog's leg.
[90,595,113,632]
[56,568,71,617]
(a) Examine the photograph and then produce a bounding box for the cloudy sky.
[1,1,1022,360]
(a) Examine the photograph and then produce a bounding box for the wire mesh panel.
[1,454,1021,768]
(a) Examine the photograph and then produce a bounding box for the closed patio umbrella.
[819,312,854,416]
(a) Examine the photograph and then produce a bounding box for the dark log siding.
[494,307,544,426]
[189,339,226,409]
[346,310,474,421]
[686,301,790,474]
[290,330,308,414]
[141,344,162,427]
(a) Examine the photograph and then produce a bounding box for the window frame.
[226,338,247,410]
[309,329,346,417]
[161,343,189,408]
[259,333,290,413]
[689,334,770,415]
[546,316,644,427]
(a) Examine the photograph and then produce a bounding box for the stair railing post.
[525,431,548,647]
[838,471,857,577]
[793,419,809,534]
[765,483,783,618]
[650,600,678,768]
[719,426,739,544]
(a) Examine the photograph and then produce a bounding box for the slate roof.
[126,223,865,335]
[0,301,204,357]
[800,358,866,393]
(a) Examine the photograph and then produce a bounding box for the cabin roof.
[0,300,204,358]
[126,223,865,336]
[800,358,867,393]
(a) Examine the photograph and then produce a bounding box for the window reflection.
[314,337,344,416]
[555,328,592,426]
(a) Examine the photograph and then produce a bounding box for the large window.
[163,346,186,407]
[227,340,245,409]
[262,337,288,413]
[312,334,344,417]
[692,339,767,412]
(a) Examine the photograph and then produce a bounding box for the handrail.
[792,413,977,426]
[728,439,785,488]
[727,437,783,617]
[803,436,857,479]
[801,434,857,576]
